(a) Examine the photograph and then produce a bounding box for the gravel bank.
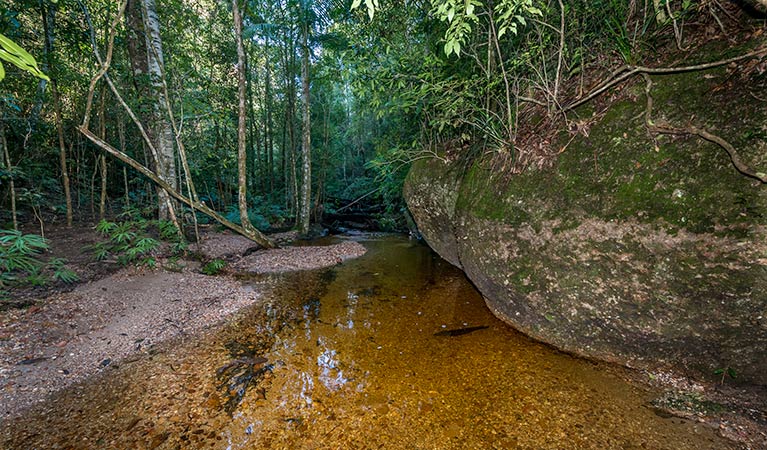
[0,233,367,417]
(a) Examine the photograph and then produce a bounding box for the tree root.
[565,46,767,112]
[642,73,766,183]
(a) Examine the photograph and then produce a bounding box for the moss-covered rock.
[405,62,767,385]
[402,157,463,268]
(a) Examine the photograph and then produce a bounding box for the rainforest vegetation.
[1,0,765,285]
[2,2,767,446]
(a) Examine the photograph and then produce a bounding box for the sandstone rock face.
[404,67,767,385]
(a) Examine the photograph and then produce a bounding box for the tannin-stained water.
[1,235,735,449]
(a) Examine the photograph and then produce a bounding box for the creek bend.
[2,234,733,449]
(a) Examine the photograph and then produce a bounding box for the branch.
[336,187,382,212]
[79,127,277,247]
[642,73,766,183]
[565,46,767,111]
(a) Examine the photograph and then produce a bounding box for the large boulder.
[404,66,767,385]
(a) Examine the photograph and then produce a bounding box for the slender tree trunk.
[41,2,73,227]
[71,140,80,213]
[653,0,667,22]
[53,84,73,227]
[100,156,108,220]
[118,118,129,207]
[99,87,107,220]
[299,23,311,235]
[233,0,255,232]
[245,44,257,193]
[1,123,17,230]
[265,33,274,194]
[90,154,97,218]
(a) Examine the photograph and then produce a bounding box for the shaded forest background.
[1,0,764,237]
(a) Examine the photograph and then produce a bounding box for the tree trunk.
[1,123,17,231]
[79,127,275,248]
[126,0,176,220]
[118,118,129,207]
[245,44,257,192]
[41,2,73,227]
[100,156,108,220]
[53,84,73,227]
[233,0,255,232]
[265,33,274,194]
[142,0,176,220]
[99,87,107,220]
[653,0,667,23]
[299,23,311,235]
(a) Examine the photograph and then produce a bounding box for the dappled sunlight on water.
[1,235,735,449]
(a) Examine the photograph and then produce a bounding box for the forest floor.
[0,224,366,417]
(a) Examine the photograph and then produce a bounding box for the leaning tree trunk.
[233,0,255,232]
[299,23,311,236]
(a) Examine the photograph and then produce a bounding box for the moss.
[407,38,767,386]
[652,392,726,415]
[453,37,767,236]
[469,69,765,234]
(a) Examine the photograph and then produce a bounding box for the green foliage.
[0,230,49,287]
[48,257,79,284]
[157,220,180,240]
[202,258,227,276]
[163,256,185,272]
[224,198,288,231]
[351,0,379,20]
[431,0,481,56]
[0,230,78,288]
[431,0,541,56]
[0,230,49,274]
[0,32,49,82]
[92,219,173,267]
[714,367,737,384]
[0,0,717,241]
[494,0,542,39]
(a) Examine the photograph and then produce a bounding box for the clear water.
[1,235,734,449]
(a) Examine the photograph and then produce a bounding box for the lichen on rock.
[404,60,767,385]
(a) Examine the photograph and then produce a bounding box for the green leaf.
[0,33,49,82]
[0,61,4,82]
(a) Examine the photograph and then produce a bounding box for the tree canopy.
[1,0,763,237]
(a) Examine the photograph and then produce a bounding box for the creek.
[2,234,734,449]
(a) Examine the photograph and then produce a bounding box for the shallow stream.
[2,234,734,449]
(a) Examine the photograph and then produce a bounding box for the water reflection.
[0,234,737,449]
[316,344,348,391]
